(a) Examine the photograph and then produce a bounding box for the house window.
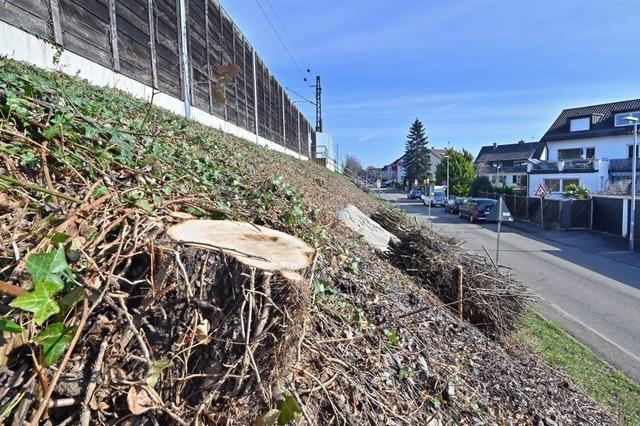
[585,147,595,158]
[558,148,583,160]
[491,175,496,183]
[615,111,640,127]
[563,178,579,190]
[569,117,590,132]
[544,179,560,192]
[628,145,640,158]
[512,175,518,184]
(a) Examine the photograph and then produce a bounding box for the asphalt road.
[379,189,640,382]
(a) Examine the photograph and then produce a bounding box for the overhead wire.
[253,0,307,82]
[263,0,310,76]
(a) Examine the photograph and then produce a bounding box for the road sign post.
[534,184,549,229]
[496,199,502,264]
[487,196,514,265]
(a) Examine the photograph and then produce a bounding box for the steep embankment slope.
[0,59,611,425]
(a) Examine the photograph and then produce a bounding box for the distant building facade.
[475,141,545,188]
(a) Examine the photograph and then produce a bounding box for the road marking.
[543,299,640,365]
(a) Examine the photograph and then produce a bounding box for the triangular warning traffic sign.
[486,197,513,222]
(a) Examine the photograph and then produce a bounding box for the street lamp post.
[625,115,638,251]
[446,155,450,200]
[446,142,451,200]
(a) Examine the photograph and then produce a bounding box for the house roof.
[541,98,640,142]
[474,141,542,164]
[430,149,447,160]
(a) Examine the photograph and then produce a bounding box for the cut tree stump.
[114,220,316,421]
[167,220,314,271]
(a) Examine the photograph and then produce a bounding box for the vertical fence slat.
[147,0,158,88]
[109,0,120,71]
[48,0,64,45]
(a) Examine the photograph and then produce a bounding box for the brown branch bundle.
[371,206,535,338]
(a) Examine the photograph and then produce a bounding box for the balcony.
[528,158,603,174]
[609,158,633,173]
[529,161,559,172]
[562,158,597,172]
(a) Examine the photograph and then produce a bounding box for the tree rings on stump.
[167,220,314,271]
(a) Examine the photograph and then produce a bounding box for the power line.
[285,87,315,105]
[254,0,307,82]
[263,0,310,76]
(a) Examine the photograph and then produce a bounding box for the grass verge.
[516,312,640,425]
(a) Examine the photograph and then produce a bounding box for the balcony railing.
[609,158,633,173]
[529,159,598,173]
[530,161,559,172]
[562,158,596,171]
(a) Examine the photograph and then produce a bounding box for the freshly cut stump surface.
[167,220,314,271]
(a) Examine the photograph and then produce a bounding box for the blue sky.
[223,0,640,167]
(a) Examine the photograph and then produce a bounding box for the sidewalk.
[504,219,640,269]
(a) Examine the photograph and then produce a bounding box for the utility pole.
[626,115,639,250]
[315,75,322,132]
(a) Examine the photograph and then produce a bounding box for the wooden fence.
[479,192,592,230]
[0,0,313,157]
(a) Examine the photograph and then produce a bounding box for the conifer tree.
[403,118,431,187]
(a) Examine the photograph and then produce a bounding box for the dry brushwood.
[371,205,535,338]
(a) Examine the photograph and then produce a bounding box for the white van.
[422,189,446,207]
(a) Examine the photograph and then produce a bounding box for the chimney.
[518,139,524,144]
[493,142,497,149]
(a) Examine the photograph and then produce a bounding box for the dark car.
[459,198,496,222]
[444,198,465,214]
[407,189,422,200]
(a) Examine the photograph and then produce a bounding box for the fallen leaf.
[256,409,281,426]
[127,385,162,415]
[194,319,210,343]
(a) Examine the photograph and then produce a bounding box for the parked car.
[427,189,447,207]
[444,198,465,214]
[407,189,422,199]
[459,198,497,222]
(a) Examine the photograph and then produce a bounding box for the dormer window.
[569,117,590,132]
[614,111,640,127]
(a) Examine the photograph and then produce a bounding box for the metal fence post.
[178,0,191,118]
[252,49,259,144]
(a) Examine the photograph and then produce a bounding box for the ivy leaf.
[92,185,109,198]
[34,322,77,366]
[25,245,68,288]
[9,281,63,325]
[47,232,70,245]
[135,199,154,214]
[0,318,23,333]
[277,394,300,425]
[146,359,173,387]
[41,125,60,140]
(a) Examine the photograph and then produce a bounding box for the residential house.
[382,155,406,182]
[382,148,446,185]
[475,141,545,188]
[430,149,447,184]
[528,99,640,197]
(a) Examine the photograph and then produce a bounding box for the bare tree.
[343,154,363,177]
